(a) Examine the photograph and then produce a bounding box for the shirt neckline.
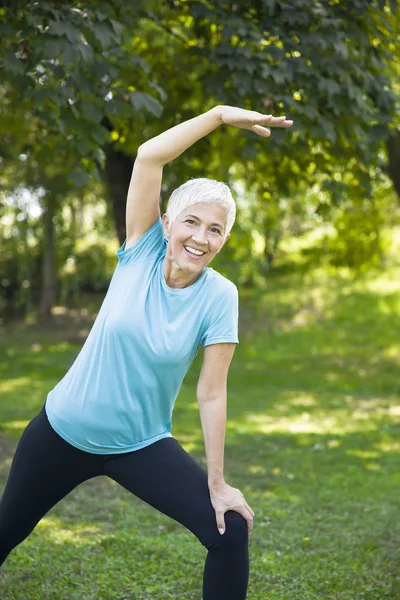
[160,257,208,295]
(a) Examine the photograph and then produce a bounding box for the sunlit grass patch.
[36,518,106,548]
[0,419,29,434]
[0,376,32,393]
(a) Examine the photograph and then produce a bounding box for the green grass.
[0,263,400,599]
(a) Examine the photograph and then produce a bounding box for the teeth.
[185,246,205,256]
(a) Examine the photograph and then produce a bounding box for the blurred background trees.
[1,0,399,322]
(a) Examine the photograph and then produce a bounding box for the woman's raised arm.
[125,106,293,247]
[125,107,221,247]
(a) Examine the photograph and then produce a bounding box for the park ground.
[0,233,399,599]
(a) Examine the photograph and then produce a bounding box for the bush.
[59,242,116,306]
[324,199,387,269]
[0,227,42,321]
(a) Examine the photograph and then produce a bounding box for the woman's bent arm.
[197,343,236,485]
[197,394,227,486]
[137,105,292,167]
[137,107,223,167]
[197,343,255,535]
[126,107,222,244]
[126,106,292,245]
[126,105,292,248]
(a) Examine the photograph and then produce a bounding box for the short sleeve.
[201,283,239,347]
[116,218,164,266]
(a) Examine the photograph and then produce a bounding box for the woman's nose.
[192,230,208,245]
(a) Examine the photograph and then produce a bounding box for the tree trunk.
[102,145,134,245]
[101,117,134,246]
[38,196,57,323]
[387,129,400,201]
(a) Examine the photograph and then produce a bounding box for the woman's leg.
[104,438,249,600]
[0,405,102,566]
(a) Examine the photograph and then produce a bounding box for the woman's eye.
[186,219,196,225]
[211,228,221,234]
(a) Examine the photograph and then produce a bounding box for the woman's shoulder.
[204,268,238,295]
[115,218,165,267]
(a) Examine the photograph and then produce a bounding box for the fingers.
[216,511,226,535]
[245,503,255,518]
[216,507,254,535]
[251,116,293,137]
[239,507,254,535]
[235,496,254,534]
[278,118,294,128]
[240,497,255,533]
[261,114,293,125]
[217,508,253,535]
[252,124,271,137]
[255,114,294,128]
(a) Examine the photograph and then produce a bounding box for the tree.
[385,10,400,201]
[0,0,164,319]
[1,0,399,318]
[105,0,399,267]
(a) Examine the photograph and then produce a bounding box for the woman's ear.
[162,213,170,238]
[215,232,230,254]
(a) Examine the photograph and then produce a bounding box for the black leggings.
[0,405,249,599]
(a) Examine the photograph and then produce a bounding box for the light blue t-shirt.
[45,218,239,454]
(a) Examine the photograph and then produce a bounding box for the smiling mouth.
[184,245,206,258]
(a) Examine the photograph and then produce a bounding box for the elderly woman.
[0,106,292,598]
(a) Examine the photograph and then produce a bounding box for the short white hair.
[165,178,236,236]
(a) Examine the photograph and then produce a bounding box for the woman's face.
[162,202,229,275]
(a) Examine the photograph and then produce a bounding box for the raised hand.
[219,105,293,137]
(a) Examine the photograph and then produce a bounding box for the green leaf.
[95,9,109,22]
[42,39,64,59]
[303,104,319,119]
[334,41,349,60]
[110,19,123,40]
[37,1,61,20]
[148,80,167,102]
[81,102,103,123]
[271,71,288,85]
[47,21,80,44]
[318,77,341,97]
[59,40,79,65]
[129,92,162,117]
[90,126,108,145]
[13,74,35,89]
[73,139,92,154]
[0,23,14,38]
[57,118,66,136]
[47,62,65,78]
[77,43,94,63]
[91,23,116,48]
[129,54,150,73]
[70,104,80,119]
[368,124,389,142]
[43,39,79,64]
[190,1,213,19]
[68,169,91,187]
[3,52,24,75]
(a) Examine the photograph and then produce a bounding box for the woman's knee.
[199,510,248,550]
[223,511,249,544]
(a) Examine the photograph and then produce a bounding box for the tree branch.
[141,10,190,45]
